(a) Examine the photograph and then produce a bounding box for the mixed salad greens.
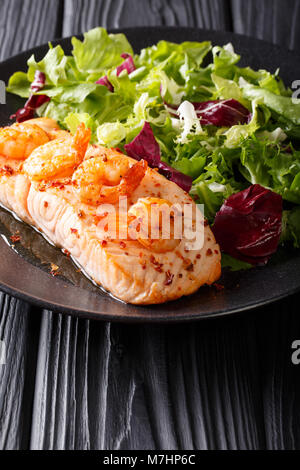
[7,27,300,269]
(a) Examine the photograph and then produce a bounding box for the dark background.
[1,0,300,450]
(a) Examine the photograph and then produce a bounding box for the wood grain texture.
[0,0,61,61]
[0,294,41,449]
[28,296,300,450]
[231,0,300,51]
[1,0,300,451]
[62,0,231,35]
[0,0,61,449]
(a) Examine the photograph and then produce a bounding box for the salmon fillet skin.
[0,120,221,305]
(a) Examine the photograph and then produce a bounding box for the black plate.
[0,26,300,322]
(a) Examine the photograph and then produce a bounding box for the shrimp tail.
[73,123,91,163]
[121,159,148,195]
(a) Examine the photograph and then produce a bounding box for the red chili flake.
[0,165,14,176]
[164,270,174,286]
[44,201,49,208]
[102,155,108,162]
[150,255,159,265]
[214,249,219,255]
[120,241,126,249]
[10,234,21,243]
[155,266,163,273]
[70,228,78,234]
[214,283,224,291]
[175,250,184,260]
[185,263,194,272]
[150,255,163,270]
[63,249,70,257]
[78,210,85,219]
[206,248,213,256]
[125,252,129,256]
[196,254,201,259]
[101,240,108,247]
[178,273,183,278]
[47,181,65,190]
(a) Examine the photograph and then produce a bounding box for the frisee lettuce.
[7,27,300,254]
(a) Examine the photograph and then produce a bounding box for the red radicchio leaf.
[31,71,47,92]
[95,75,114,92]
[117,53,136,75]
[10,71,50,123]
[162,95,251,127]
[96,54,136,92]
[124,122,193,192]
[193,99,251,126]
[212,184,283,265]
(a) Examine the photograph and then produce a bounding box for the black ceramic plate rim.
[0,271,299,323]
[0,26,300,323]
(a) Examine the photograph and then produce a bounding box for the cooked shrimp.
[23,123,91,181]
[0,122,50,160]
[28,117,70,140]
[128,197,182,253]
[84,145,130,162]
[72,155,148,205]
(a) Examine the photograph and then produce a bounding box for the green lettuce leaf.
[7,71,31,98]
[281,208,300,248]
[241,81,300,124]
[64,112,97,135]
[239,136,300,204]
[27,45,68,85]
[71,27,133,75]
[221,253,253,271]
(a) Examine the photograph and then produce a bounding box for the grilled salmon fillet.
[0,119,221,304]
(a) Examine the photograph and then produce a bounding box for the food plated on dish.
[0,118,220,304]
[2,27,300,305]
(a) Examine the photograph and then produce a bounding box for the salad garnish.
[124,121,193,191]
[7,27,300,269]
[212,184,282,265]
[11,71,49,122]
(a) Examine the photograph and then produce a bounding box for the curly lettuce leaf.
[239,137,300,204]
[281,208,300,248]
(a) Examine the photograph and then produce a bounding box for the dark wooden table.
[1,0,300,450]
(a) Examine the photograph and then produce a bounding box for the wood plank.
[0,0,62,61]
[62,0,231,36]
[0,0,61,450]
[231,0,300,51]
[29,311,270,450]
[0,294,41,449]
